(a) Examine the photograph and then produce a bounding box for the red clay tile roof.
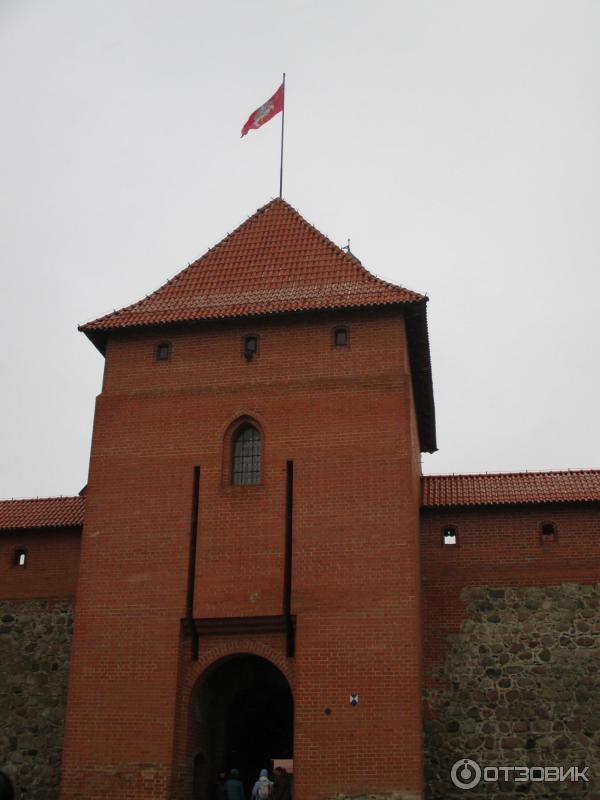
[422,470,600,508]
[2,473,597,528]
[0,496,85,531]
[80,198,425,336]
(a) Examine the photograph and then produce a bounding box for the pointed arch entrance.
[191,654,293,799]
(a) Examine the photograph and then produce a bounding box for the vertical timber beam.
[186,466,201,660]
[283,459,295,657]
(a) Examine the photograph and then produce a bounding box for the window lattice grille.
[232,426,261,485]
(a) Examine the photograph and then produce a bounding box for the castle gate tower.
[59,199,436,800]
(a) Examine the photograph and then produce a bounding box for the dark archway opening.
[0,772,14,800]
[193,655,293,800]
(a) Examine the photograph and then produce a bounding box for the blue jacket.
[225,777,245,800]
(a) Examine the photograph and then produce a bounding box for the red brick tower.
[60,199,436,800]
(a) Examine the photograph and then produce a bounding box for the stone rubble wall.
[329,795,419,800]
[2,585,600,800]
[0,598,73,800]
[424,583,600,799]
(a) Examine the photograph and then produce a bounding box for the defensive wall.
[422,488,600,799]
[1,486,599,799]
[0,507,81,800]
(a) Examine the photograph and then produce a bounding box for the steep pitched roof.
[421,469,600,509]
[0,496,85,531]
[80,198,437,452]
[81,198,425,336]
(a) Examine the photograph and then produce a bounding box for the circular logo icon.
[451,758,482,790]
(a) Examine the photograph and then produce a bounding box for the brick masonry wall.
[60,308,424,800]
[421,505,600,799]
[0,528,81,601]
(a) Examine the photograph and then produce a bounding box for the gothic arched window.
[232,425,261,485]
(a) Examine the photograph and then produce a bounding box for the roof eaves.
[420,497,600,510]
[405,300,437,453]
[80,295,426,355]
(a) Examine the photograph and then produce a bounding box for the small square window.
[244,336,258,360]
[540,522,556,543]
[443,527,458,546]
[334,327,348,347]
[156,342,170,361]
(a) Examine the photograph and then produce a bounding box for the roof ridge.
[273,199,424,296]
[276,200,393,287]
[423,468,600,479]
[79,198,283,328]
[0,495,83,504]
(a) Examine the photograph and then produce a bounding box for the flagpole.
[279,72,286,199]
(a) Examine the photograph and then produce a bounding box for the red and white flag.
[241,83,284,137]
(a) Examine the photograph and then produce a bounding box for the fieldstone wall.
[329,795,417,800]
[424,583,600,799]
[329,794,418,800]
[0,598,73,800]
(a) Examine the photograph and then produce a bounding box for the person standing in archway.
[225,768,245,800]
[213,771,228,800]
[251,768,273,799]
[272,767,291,800]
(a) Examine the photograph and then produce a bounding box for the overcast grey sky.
[1,0,598,498]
